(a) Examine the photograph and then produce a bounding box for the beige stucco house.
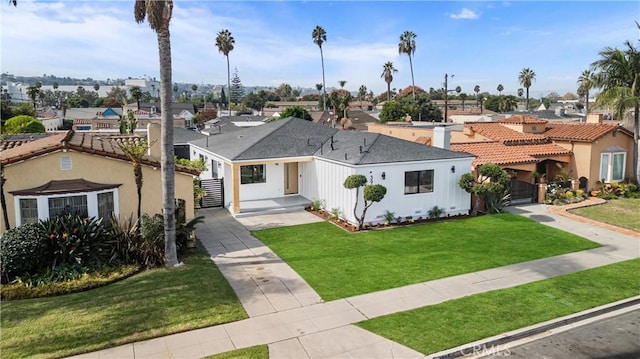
[1,127,198,234]
[369,114,634,192]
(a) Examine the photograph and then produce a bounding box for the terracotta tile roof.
[544,122,628,142]
[0,133,56,150]
[465,122,550,145]
[498,115,548,124]
[1,131,199,175]
[414,136,432,145]
[451,141,571,166]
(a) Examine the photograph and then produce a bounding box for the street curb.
[427,296,640,359]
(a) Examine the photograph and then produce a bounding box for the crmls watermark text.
[460,343,512,356]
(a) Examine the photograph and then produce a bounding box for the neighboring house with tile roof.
[369,114,633,193]
[190,117,474,224]
[0,126,199,233]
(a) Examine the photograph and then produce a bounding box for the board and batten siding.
[315,157,472,225]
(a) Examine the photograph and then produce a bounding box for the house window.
[97,192,114,221]
[241,165,266,184]
[19,199,38,224]
[599,152,626,182]
[405,170,434,194]
[48,195,88,218]
[211,160,218,179]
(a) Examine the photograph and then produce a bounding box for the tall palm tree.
[358,85,367,109]
[338,80,347,89]
[117,139,151,221]
[591,40,640,185]
[460,93,468,111]
[26,85,39,108]
[518,67,536,110]
[381,62,398,102]
[130,85,142,109]
[398,31,417,100]
[474,85,480,107]
[215,29,234,116]
[134,0,179,267]
[577,69,595,114]
[497,84,504,96]
[312,25,327,111]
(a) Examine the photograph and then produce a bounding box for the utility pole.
[444,73,454,122]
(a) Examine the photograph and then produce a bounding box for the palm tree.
[26,85,39,108]
[518,68,536,110]
[517,88,524,98]
[577,69,595,114]
[497,84,504,96]
[499,96,518,112]
[358,85,367,109]
[591,40,640,185]
[134,0,180,267]
[215,29,234,116]
[130,86,142,109]
[191,84,198,98]
[474,85,480,107]
[381,62,398,102]
[338,80,347,89]
[460,93,468,111]
[117,139,151,221]
[398,31,417,100]
[312,25,327,111]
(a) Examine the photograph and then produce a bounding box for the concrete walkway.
[70,203,639,359]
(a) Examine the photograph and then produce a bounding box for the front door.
[284,162,298,194]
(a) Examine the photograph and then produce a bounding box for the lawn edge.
[424,295,640,359]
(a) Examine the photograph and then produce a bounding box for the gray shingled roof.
[317,131,473,165]
[173,127,208,144]
[190,117,473,164]
[190,117,337,161]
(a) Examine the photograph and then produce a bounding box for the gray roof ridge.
[231,117,293,160]
[354,132,382,165]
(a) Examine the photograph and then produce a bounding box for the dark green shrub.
[428,206,444,219]
[40,214,112,267]
[0,223,49,277]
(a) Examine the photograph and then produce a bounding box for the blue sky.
[1,1,638,98]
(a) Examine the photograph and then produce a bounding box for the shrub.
[428,206,444,219]
[41,214,112,267]
[383,210,396,224]
[0,223,49,277]
[310,199,324,211]
[576,189,584,198]
[565,191,574,198]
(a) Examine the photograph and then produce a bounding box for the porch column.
[231,163,240,214]
[537,183,547,204]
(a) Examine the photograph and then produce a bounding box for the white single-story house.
[189,117,474,225]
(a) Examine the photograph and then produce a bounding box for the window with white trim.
[241,165,266,184]
[405,170,434,194]
[97,192,115,221]
[599,152,626,182]
[48,195,88,218]
[19,199,39,224]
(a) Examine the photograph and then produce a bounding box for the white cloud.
[450,8,479,20]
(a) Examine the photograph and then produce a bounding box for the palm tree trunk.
[585,89,589,114]
[158,28,178,267]
[320,47,327,112]
[525,87,529,111]
[0,166,10,232]
[409,55,415,101]
[226,55,231,116]
[634,105,639,185]
[387,82,391,102]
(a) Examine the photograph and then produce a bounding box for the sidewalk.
[69,204,640,359]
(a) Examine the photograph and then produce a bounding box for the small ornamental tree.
[459,163,511,216]
[344,175,387,230]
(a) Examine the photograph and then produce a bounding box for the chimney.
[586,113,604,124]
[147,122,161,160]
[433,126,451,150]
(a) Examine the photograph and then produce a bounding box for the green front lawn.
[1,249,248,359]
[358,258,640,355]
[208,345,269,359]
[570,198,640,232]
[253,213,600,300]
